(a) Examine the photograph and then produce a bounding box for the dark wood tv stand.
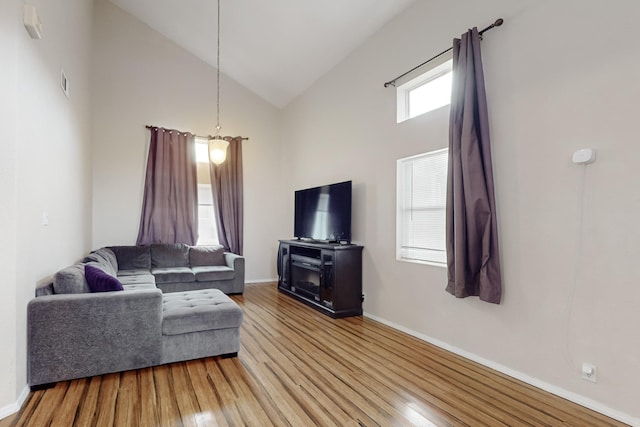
[277,240,363,318]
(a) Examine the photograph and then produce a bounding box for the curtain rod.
[145,125,249,141]
[383,18,503,88]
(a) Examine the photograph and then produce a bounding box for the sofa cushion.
[162,289,243,336]
[151,244,190,268]
[192,266,235,282]
[152,267,195,284]
[122,283,157,291]
[118,274,156,286]
[189,245,225,267]
[85,265,124,293]
[109,246,150,270]
[82,254,117,278]
[97,247,118,270]
[117,269,152,277]
[35,282,55,297]
[53,264,90,294]
[83,248,118,274]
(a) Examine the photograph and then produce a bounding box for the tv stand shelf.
[277,240,363,318]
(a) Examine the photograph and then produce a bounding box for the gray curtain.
[136,127,198,246]
[445,28,502,304]
[209,137,243,255]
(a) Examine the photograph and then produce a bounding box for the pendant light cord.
[215,0,221,136]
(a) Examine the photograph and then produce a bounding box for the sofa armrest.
[224,253,245,294]
[28,288,163,386]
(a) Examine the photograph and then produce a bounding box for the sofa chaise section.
[28,287,163,387]
[160,289,243,364]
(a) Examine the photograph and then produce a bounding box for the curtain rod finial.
[494,18,504,27]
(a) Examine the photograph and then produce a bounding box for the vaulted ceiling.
[109,0,417,108]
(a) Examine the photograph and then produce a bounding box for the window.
[195,138,219,245]
[397,148,448,266]
[397,54,453,123]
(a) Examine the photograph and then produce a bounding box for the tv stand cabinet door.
[331,248,363,312]
[319,250,335,307]
[277,242,290,290]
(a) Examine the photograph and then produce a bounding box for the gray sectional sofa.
[111,243,244,294]
[27,244,245,388]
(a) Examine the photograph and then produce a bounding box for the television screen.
[294,181,352,243]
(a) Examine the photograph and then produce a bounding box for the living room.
[1,0,639,425]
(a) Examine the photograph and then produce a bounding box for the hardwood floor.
[2,282,628,427]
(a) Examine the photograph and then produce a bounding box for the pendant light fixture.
[209,0,229,165]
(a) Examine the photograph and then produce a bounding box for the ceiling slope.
[109,0,416,108]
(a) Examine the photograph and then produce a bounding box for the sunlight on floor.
[403,402,440,426]
[194,411,216,425]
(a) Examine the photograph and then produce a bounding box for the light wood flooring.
[2,282,629,426]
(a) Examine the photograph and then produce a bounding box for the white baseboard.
[246,278,277,284]
[0,386,29,421]
[364,312,639,427]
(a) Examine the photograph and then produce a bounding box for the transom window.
[396,54,453,123]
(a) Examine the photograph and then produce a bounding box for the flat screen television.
[294,180,352,243]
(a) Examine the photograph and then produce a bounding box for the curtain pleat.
[445,28,502,304]
[136,128,198,246]
[209,138,244,255]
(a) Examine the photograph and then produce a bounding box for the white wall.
[0,0,20,415]
[0,0,94,417]
[282,0,640,422]
[91,0,286,281]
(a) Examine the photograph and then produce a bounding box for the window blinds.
[398,148,448,265]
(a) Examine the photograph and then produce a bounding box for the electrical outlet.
[581,363,597,383]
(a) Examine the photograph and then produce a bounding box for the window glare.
[196,184,219,245]
[194,139,219,245]
[196,140,209,163]
[409,72,452,118]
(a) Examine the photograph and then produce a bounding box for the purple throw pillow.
[85,264,124,293]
